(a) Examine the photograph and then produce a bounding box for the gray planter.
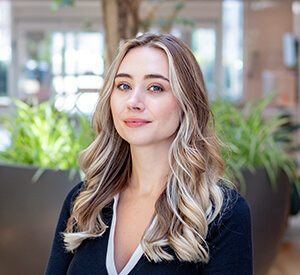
[0,164,80,275]
[243,167,291,275]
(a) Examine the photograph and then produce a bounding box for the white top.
[106,194,144,275]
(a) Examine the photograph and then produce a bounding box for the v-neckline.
[106,194,144,275]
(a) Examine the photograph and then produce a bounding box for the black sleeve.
[45,182,84,275]
[201,189,253,275]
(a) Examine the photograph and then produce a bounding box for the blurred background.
[0,0,300,274]
[0,0,298,111]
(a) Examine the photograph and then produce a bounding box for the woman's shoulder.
[219,184,251,223]
[209,183,251,235]
[57,181,87,217]
[63,181,114,220]
[203,184,253,272]
[64,181,86,205]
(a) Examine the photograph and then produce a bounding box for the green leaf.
[212,93,299,194]
[0,98,93,177]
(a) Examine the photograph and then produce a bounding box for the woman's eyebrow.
[144,74,169,82]
[115,73,132,79]
[115,73,169,83]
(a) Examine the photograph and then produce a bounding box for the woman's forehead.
[117,47,169,77]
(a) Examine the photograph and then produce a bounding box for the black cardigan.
[45,183,253,275]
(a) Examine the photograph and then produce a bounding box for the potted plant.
[211,94,299,275]
[0,98,93,275]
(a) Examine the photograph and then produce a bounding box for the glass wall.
[192,27,217,95]
[17,29,104,114]
[173,1,244,101]
[51,32,104,114]
[11,0,244,112]
[0,0,11,96]
[222,0,244,101]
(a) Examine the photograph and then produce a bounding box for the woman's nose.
[127,88,145,111]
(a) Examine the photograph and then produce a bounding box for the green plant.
[0,98,93,181]
[211,95,299,194]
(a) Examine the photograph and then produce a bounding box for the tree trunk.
[101,0,140,70]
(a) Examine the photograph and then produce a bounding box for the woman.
[46,33,252,274]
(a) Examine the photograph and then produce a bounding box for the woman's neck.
[126,144,171,197]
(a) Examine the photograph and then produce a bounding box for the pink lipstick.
[124,118,151,128]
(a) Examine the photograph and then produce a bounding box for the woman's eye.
[117,83,131,91]
[149,85,164,93]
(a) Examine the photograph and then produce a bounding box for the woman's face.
[110,46,181,148]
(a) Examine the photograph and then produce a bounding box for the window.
[172,1,244,101]
[0,0,11,96]
[17,29,104,115]
[51,32,104,114]
[191,23,220,100]
[222,0,244,101]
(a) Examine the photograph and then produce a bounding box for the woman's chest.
[66,231,203,275]
[114,197,156,272]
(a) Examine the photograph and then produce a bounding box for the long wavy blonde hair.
[64,33,225,263]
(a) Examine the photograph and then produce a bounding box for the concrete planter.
[0,164,80,275]
[243,167,291,275]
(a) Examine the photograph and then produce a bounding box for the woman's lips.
[124,118,151,128]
